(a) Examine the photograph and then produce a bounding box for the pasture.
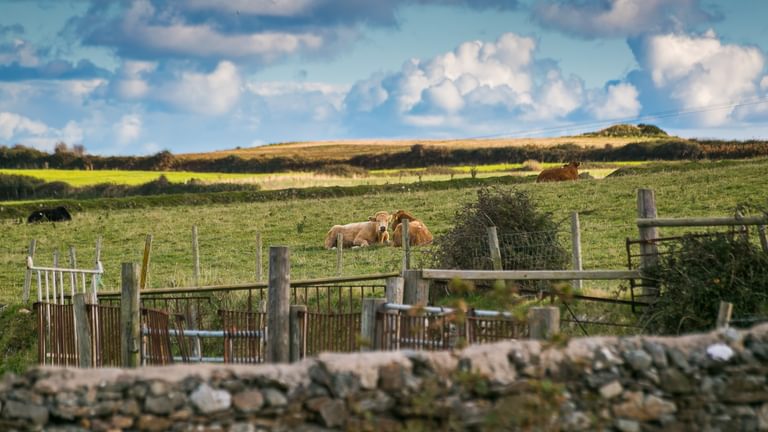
[0,158,766,306]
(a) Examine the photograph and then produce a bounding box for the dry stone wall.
[1,324,768,431]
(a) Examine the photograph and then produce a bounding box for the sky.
[0,0,767,156]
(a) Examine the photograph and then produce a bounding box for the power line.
[465,96,768,140]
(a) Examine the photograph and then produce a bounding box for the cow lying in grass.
[324,211,390,249]
[536,161,580,182]
[390,210,434,247]
[27,206,72,223]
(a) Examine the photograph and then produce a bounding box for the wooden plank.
[361,298,386,351]
[73,293,92,368]
[421,269,640,281]
[637,215,768,227]
[716,301,733,329]
[97,272,400,297]
[140,234,153,289]
[385,277,404,303]
[22,239,36,304]
[528,307,560,340]
[120,263,141,368]
[267,246,290,363]
[570,212,583,290]
[403,269,429,305]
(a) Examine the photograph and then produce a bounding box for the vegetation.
[0,304,36,375]
[641,232,768,335]
[586,123,669,137]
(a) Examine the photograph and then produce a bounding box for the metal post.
[528,306,560,340]
[192,225,200,286]
[267,246,290,363]
[289,305,306,362]
[361,298,386,351]
[120,263,141,368]
[403,269,429,305]
[716,301,733,329]
[570,212,583,290]
[73,293,92,368]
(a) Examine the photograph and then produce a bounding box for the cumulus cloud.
[532,0,719,38]
[0,111,84,151]
[587,82,641,120]
[114,114,142,144]
[0,36,110,81]
[344,32,595,135]
[0,111,48,140]
[158,61,242,115]
[630,31,766,126]
[113,61,156,100]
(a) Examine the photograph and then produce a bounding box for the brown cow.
[324,211,391,249]
[536,161,580,182]
[390,210,434,247]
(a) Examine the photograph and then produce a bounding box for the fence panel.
[88,304,121,367]
[35,302,79,367]
[220,310,267,364]
[142,309,175,366]
[304,312,360,356]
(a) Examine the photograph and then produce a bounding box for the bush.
[433,187,569,272]
[641,233,768,335]
[521,160,542,171]
[315,164,369,177]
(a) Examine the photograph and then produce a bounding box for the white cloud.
[0,111,48,140]
[533,0,717,38]
[184,0,314,16]
[588,82,641,120]
[115,114,142,144]
[159,61,242,115]
[760,76,768,91]
[637,31,765,125]
[115,61,157,100]
[0,38,39,67]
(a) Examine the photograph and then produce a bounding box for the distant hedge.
[2,138,768,174]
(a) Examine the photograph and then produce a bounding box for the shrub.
[433,187,569,272]
[315,164,369,177]
[640,233,768,335]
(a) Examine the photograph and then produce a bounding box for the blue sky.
[1,0,767,155]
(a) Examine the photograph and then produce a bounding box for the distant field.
[179,136,663,161]
[1,158,765,306]
[0,169,267,187]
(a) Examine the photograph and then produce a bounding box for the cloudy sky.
[1,0,767,155]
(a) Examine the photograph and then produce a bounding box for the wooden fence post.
[73,293,92,368]
[570,212,583,290]
[487,226,503,271]
[385,277,404,304]
[140,234,153,289]
[267,246,290,363]
[361,298,386,351]
[402,218,411,271]
[637,189,659,297]
[336,233,343,276]
[22,239,36,304]
[91,237,102,303]
[289,305,306,362]
[716,301,733,329]
[192,225,200,286]
[256,232,263,281]
[120,263,141,368]
[528,306,560,340]
[759,224,768,253]
[403,269,429,305]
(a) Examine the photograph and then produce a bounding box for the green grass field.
[0,169,267,187]
[1,158,765,306]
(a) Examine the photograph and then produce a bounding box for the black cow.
[27,206,72,223]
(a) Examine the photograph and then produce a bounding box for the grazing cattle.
[390,210,434,247]
[27,206,72,223]
[324,211,390,249]
[536,162,580,183]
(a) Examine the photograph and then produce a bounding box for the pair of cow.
[324,210,433,249]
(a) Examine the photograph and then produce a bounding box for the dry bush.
[521,160,542,171]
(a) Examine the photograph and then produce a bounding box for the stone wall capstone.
[1,324,767,431]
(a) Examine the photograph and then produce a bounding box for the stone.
[667,348,690,371]
[706,343,735,362]
[642,341,668,368]
[2,400,49,425]
[623,350,652,372]
[330,372,360,398]
[599,381,623,399]
[119,399,141,416]
[757,403,768,431]
[148,380,169,396]
[230,423,257,432]
[190,384,232,414]
[145,392,186,415]
[262,388,288,407]
[169,408,192,421]
[660,368,693,394]
[111,415,134,429]
[378,363,406,393]
[562,411,592,431]
[613,392,676,421]
[136,414,172,432]
[317,399,347,428]
[353,391,394,413]
[233,390,265,413]
[615,419,640,432]
[594,346,622,370]
[91,400,118,417]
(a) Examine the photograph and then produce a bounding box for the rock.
[378,363,406,393]
[119,399,140,416]
[353,391,394,414]
[145,392,185,415]
[615,419,640,432]
[624,350,652,372]
[111,415,134,429]
[148,380,169,396]
[706,343,735,362]
[233,390,265,413]
[262,388,288,407]
[599,381,623,399]
[330,372,360,398]
[642,341,668,368]
[613,392,676,421]
[757,402,768,431]
[230,423,257,432]
[667,348,690,371]
[660,369,693,394]
[562,411,592,431]
[306,397,347,428]
[2,400,49,425]
[190,384,232,414]
[137,414,172,432]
